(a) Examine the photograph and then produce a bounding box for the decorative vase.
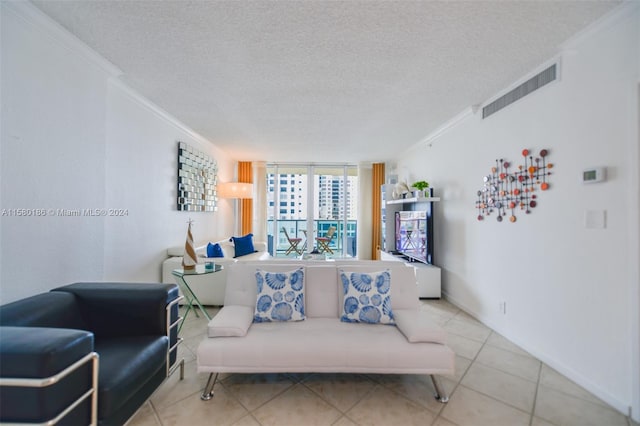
[413,190,424,198]
[182,219,197,271]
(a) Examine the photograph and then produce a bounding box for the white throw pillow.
[254,268,305,322]
[339,269,394,324]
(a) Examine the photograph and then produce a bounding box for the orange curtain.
[238,161,253,235]
[371,163,385,260]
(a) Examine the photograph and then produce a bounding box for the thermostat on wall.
[582,167,606,183]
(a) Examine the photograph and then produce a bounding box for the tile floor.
[127,299,635,426]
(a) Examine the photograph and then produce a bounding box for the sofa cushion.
[207,242,224,258]
[305,266,340,318]
[340,270,394,324]
[168,242,210,257]
[225,262,419,314]
[0,292,86,330]
[53,283,178,338]
[95,335,167,420]
[208,306,254,337]
[197,317,455,375]
[254,268,305,322]
[0,327,95,424]
[335,262,419,311]
[231,234,257,258]
[0,326,93,378]
[235,251,271,261]
[393,309,447,344]
[224,263,299,307]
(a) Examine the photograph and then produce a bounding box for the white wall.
[102,81,235,283]
[395,4,639,418]
[0,2,235,303]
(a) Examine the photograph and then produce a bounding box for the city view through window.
[266,165,358,258]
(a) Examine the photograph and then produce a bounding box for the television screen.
[395,210,431,264]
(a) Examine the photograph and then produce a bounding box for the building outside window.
[266,164,358,257]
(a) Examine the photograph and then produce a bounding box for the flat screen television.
[395,210,432,264]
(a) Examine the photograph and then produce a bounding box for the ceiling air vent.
[482,63,557,119]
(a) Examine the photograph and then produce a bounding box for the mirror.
[177,141,218,212]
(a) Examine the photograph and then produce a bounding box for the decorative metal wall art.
[475,149,553,223]
[177,142,218,212]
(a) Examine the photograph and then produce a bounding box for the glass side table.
[172,263,223,332]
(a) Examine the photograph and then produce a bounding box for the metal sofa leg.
[201,373,218,401]
[430,375,449,403]
[175,358,185,380]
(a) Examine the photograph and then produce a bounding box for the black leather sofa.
[0,282,182,425]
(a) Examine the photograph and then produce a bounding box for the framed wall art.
[177,142,218,212]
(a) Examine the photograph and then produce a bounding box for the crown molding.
[2,0,122,77]
[3,1,215,150]
[108,78,214,148]
[420,106,476,148]
[560,1,639,51]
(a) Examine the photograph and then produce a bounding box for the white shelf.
[386,196,440,205]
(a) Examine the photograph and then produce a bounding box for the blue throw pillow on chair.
[231,234,257,258]
[206,242,224,258]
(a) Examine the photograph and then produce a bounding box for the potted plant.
[411,180,429,198]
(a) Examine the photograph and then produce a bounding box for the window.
[266,164,358,257]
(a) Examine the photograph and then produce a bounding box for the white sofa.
[161,239,270,305]
[197,260,455,402]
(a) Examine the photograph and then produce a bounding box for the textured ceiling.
[32,0,620,163]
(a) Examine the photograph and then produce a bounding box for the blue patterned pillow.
[254,268,305,322]
[340,269,394,324]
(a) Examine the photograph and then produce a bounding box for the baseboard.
[441,289,631,418]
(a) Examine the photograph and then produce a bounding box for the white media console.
[379,250,441,298]
[380,183,442,298]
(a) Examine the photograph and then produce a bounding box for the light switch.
[584,210,606,229]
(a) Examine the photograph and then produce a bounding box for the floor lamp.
[217,182,254,235]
